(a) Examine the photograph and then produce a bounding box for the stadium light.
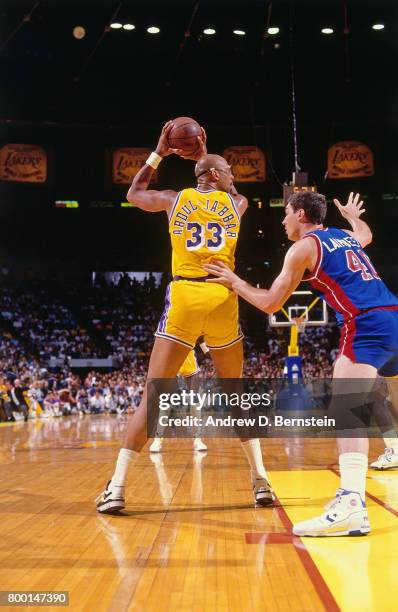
[110,23,123,29]
[72,26,86,39]
[233,29,246,36]
[123,24,135,31]
[268,27,279,35]
[203,28,216,35]
[321,28,334,34]
[372,24,385,30]
[147,26,160,34]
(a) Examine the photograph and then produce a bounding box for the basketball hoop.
[292,317,307,334]
[268,290,328,328]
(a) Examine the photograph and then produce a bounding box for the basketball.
[168,116,202,151]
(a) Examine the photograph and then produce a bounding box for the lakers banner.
[223,146,266,182]
[0,144,47,183]
[112,148,157,184]
[328,141,374,179]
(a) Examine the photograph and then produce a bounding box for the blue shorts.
[339,307,398,377]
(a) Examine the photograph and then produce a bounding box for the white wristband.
[146,152,163,169]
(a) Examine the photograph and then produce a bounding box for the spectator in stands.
[10,379,29,421]
[90,389,105,414]
[0,272,341,422]
[0,376,15,421]
[43,391,61,417]
[76,389,89,414]
[58,386,76,415]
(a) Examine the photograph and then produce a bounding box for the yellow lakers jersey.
[169,188,241,277]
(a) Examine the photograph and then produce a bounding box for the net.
[292,317,307,334]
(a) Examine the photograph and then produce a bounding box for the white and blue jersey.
[304,227,398,375]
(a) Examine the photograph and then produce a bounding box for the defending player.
[204,191,398,537]
[96,121,273,513]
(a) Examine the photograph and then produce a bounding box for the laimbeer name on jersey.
[305,227,398,325]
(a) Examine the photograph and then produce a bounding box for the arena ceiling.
[1,0,397,128]
[0,1,397,276]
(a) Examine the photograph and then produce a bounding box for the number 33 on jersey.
[169,187,241,277]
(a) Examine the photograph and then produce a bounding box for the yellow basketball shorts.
[178,350,199,377]
[155,280,244,350]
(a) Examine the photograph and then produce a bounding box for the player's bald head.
[195,154,230,177]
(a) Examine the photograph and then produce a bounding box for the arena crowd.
[1,272,338,421]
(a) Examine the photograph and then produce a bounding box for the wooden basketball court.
[1,416,397,611]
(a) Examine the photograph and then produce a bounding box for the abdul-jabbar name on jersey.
[304,227,398,324]
[168,187,241,277]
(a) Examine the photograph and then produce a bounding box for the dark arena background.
[0,1,397,611]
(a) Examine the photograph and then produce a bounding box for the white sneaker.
[370,447,398,470]
[253,477,274,507]
[96,480,125,514]
[293,489,370,537]
[193,438,207,452]
[149,438,163,453]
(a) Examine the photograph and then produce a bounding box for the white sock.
[339,452,368,499]
[382,429,398,452]
[241,439,268,483]
[111,448,138,488]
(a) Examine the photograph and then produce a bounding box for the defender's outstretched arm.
[334,192,372,247]
[204,238,315,314]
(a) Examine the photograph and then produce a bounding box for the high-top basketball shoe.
[96,480,125,514]
[370,448,398,470]
[193,438,207,452]
[293,488,370,537]
[149,437,163,452]
[253,477,275,507]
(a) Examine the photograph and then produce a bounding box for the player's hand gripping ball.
[156,118,207,161]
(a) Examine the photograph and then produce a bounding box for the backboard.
[269,290,328,327]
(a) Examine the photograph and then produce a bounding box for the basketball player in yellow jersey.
[96,121,273,513]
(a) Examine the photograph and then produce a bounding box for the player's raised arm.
[334,192,372,247]
[127,122,208,213]
[126,121,177,213]
[204,238,315,313]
